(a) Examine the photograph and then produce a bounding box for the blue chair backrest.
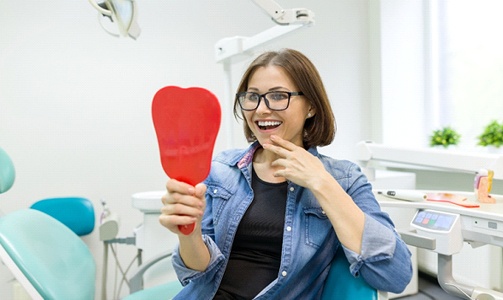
[321,248,379,299]
[0,147,15,194]
[30,197,95,236]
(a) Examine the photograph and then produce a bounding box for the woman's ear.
[307,108,316,118]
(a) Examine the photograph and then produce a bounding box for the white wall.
[369,0,429,146]
[0,0,373,299]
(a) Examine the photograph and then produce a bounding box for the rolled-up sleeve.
[172,234,226,285]
[341,214,412,293]
[343,215,396,271]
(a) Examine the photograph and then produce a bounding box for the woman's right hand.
[159,179,207,236]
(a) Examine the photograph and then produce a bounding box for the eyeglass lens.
[238,92,291,111]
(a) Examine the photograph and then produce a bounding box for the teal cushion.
[30,197,95,236]
[0,209,96,300]
[321,248,378,300]
[125,281,183,300]
[0,147,15,194]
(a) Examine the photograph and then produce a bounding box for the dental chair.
[0,147,95,299]
[0,147,161,300]
[0,209,96,299]
[0,146,385,299]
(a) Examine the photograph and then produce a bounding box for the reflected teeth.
[258,121,282,127]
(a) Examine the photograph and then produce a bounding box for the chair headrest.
[0,147,15,194]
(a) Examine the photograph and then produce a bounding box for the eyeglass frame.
[236,91,304,111]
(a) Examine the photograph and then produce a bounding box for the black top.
[214,169,288,299]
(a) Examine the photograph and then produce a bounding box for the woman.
[159,48,412,299]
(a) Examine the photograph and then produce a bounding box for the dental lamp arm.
[88,0,112,16]
[88,0,141,39]
[215,1,315,63]
[252,0,314,25]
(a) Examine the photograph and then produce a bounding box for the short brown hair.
[233,48,336,148]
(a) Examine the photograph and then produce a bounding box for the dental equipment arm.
[128,251,173,293]
[215,0,314,63]
[386,200,503,300]
[88,0,141,40]
[252,0,314,25]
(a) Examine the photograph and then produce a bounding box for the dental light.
[88,0,141,40]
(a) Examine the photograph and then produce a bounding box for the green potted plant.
[429,126,461,148]
[478,120,503,149]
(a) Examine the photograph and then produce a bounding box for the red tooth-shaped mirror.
[152,86,221,234]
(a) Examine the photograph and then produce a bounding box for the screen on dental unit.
[412,210,456,231]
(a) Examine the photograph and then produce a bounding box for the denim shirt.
[172,142,412,299]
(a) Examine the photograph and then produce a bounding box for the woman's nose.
[255,97,271,114]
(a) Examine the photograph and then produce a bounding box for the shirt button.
[213,189,218,194]
[281,271,287,277]
[322,210,326,215]
[289,187,295,192]
[286,226,292,232]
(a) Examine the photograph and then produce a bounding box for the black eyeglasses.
[236,91,304,111]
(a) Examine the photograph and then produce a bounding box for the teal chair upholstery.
[127,280,183,300]
[0,209,96,300]
[321,247,382,299]
[0,148,95,299]
[0,207,176,300]
[30,197,95,236]
[0,147,174,299]
[0,147,15,193]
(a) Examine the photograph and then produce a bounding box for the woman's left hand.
[265,135,365,254]
[262,135,328,189]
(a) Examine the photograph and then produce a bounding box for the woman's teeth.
[257,120,282,130]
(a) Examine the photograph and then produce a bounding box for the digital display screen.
[412,210,456,231]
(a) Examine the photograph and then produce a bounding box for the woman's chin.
[256,135,273,146]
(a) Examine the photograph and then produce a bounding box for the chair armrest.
[129,251,173,294]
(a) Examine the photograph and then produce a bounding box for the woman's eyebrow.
[268,86,288,91]
[247,86,289,92]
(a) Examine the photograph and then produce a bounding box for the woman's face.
[242,65,313,147]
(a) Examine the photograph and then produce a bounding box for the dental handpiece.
[376,190,427,202]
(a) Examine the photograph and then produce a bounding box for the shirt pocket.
[303,207,330,248]
[207,184,233,225]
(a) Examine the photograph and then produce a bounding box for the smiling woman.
[239,64,313,148]
[159,48,413,299]
[233,49,335,149]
